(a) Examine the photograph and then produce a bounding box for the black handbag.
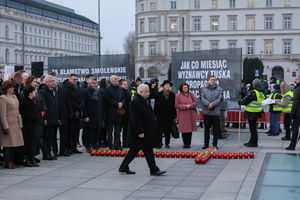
[171,122,179,139]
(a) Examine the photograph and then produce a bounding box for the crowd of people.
[0,70,299,171]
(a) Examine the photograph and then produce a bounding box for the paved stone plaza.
[0,127,299,200]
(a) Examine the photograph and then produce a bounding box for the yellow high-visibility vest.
[245,90,265,113]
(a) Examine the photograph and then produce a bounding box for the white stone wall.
[0,6,99,74]
[135,0,300,82]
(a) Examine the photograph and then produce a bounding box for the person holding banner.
[238,79,265,147]
[200,76,223,150]
[175,83,198,149]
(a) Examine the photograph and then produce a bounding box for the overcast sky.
[47,0,135,54]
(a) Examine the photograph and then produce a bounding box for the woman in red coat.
[175,83,198,148]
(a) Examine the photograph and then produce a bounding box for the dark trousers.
[55,125,69,154]
[121,117,129,148]
[68,119,81,151]
[289,117,300,148]
[270,112,280,134]
[82,128,88,148]
[248,119,258,144]
[204,115,220,146]
[86,128,99,149]
[3,147,18,163]
[284,113,292,138]
[43,126,57,157]
[99,124,107,146]
[158,130,171,147]
[22,124,38,159]
[182,132,192,146]
[120,146,159,173]
[107,122,122,149]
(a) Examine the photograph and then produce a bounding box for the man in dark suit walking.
[119,84,166,176]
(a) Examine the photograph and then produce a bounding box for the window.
[139,19,145,33]
[140,3,144,12]
[284,0,291,6]
[266,0,272,7]
[169,42,178,54]
[140,42,144,57]
[210,41,219,50]
[15,35,18,43]
[247,41,255,55]
[210,16,219,31]
[149,18,158,32]
[228,16,237,31]
[5,25,9,40]
[193,41,201,51]
[139,67,145,78]
[15,54,18,64]
[194,0,200,9]
[169,18,178,31]
[283,40,291,54]
[228,40,237,48]
[247,0,254,7]
[149,42,157,56]
[264,40,273,54]
[212,0,218,8]
[246,16,255,30]
[150,2,157,11]
[5,49,10,64]
[265,16,273,30]
[283,15,292,29]
[15,24,18,30]
[30,27,32,33]
[229,0,236,8]
[170,1,176,9]
[193,18,201,31]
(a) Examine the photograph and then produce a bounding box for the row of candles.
[90,150,255,164]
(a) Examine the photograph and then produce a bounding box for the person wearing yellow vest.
[267,84,282,136]
[238,79,266,147]
[275,81,293,141]
[286,75,300,150]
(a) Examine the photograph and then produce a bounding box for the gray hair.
[137,84,149,94]
[44,75,55,83]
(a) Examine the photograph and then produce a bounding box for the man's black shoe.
[119,168,136,174]
[43,156,55,160]
[285,146,295,150]
[281,137,291,141]
[165,144,170,148]
[268,133,279,136]
[59,152,71,157]
[34,157,40,163]
[202,145,209,149]
[150,170,167,176]
[219,136,228,139]
[72,149,82,154]
[244,143,258,147]
[183,145,191,149]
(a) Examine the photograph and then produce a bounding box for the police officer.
[238,79,265,147]
[275,81,293,141]
[267,84,282,136]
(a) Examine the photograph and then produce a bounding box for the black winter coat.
[292,83,300,118]
[64,81,82,120]
[38,85,58,126]
[127,94,159,148]
[104,84,125,122]
[122,88,131,118]
[57,87,71,126]
[154,91,176,133]
[82,87,104,129]
[20,96,40,128]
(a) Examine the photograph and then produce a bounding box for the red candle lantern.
[228,153,233,159]
[141,152,145,157]
[249,152,255,158]
[223,153,227,159]
[176,152,180,158]
[181,152,186,158]
[239,153,243,159]
[166,152,171,158]
[161,152,165,157]
[233,153,238,159]
[218,153,222,159]
[244,152,249,159]
[200,158,206,164]
[212,153,217,158]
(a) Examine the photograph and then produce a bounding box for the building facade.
[135,0,300,83]
[0,0,99,73]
